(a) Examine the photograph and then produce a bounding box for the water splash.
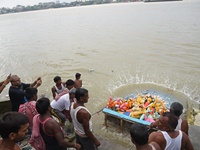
[107,69,200,103]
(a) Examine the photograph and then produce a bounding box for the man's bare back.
[74,79,82,89]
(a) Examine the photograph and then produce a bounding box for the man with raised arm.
[9,75,42,111]
[36,97,81,150]
[0,74,11,94]
[148,112,194,150]
[70,88,100,150]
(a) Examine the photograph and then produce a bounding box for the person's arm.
[0,75,10,94]
[47,120,81,150]
[78,110,100,147]
[80,80,82,88]
[55,90,69,100]
[52,86,56,98]
[0,81,4,86]
[65,99,72,122]
[50,120,81,150]
[150,142,161,150]
[148,132,157,143]
[182,132,194,150]
[62,82,66,87]
[65,110,72,122]
[149,132,164,150]
[181,119,189,135]
[30,77,42,88]
[150,120,158,128]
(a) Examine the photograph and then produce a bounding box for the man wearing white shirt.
[51,88,76,126]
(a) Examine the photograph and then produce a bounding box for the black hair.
[162,112,178,130]
[75,88,88,101]
[54,76,61,83]
[130,123,148,146]
[75,73,81,79]
[0,112,29,139]
[170,102,183,117]
[36,97,50,115]
[66,79,75,87]
[25,87,38,100]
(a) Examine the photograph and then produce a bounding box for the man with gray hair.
[9,75,42,111]
[51,88,76,126]
[170,102,188,135]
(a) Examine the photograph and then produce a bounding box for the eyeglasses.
[14,78,20,82]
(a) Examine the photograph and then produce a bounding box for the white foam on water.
[106,69,200,104]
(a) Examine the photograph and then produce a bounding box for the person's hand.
[75,143,81,150]
[150,122,154,128]
[4,75,11,85]
[36,79,42,87]
[150,121,157,128]
[36,77,41,81]
[94,139,100,147]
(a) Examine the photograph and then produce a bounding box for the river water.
[0,0,200,148]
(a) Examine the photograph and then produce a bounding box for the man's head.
[75,73,81,79]
[66,79,75,90]
[158,112,178,131]
[10,75,21,86]
[25,87,38,101]
[75,88,89,103]
[0,112,29,142]
[54,76,61,84]
[130,123,148,146]
[36,97,50,115]
[69,88,76,100]
[170,102,183,117]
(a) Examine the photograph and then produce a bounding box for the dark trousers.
[75,133,98,150]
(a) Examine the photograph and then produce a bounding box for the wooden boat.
[103,93,170,134]
[0,100,11,116]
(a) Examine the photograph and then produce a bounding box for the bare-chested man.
[74,73,82,89]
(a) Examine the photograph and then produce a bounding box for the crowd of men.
[0,73,195,150]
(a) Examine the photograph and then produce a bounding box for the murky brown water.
[0,1,200,148]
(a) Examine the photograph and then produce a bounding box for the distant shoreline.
[0,0,183,15]
[0,1,142,15]
[144,0,182,2]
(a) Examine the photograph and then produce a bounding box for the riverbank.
[0,1,143,15]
